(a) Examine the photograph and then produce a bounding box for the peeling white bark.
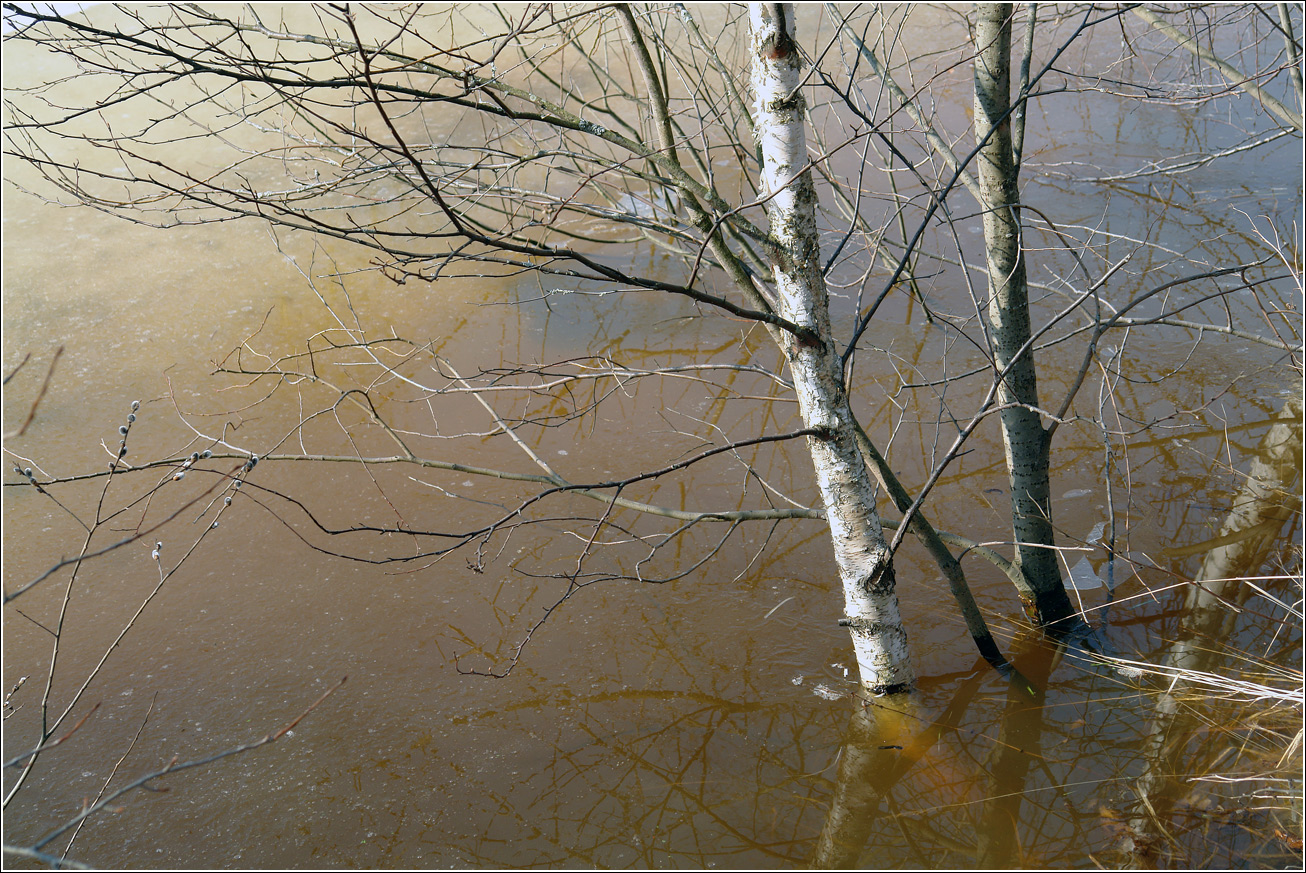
[750,3,913,692]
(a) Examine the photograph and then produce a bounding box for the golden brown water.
[3,5,1301,868]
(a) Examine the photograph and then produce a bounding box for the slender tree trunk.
[973,3,1074,626]
[750,3,912,693]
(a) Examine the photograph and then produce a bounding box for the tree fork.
[850,421,1011,672]
[973,3,1075,627]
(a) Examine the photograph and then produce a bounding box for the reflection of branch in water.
[2,346,62,440]
[4,677,345,867]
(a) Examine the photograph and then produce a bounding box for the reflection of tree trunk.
[1279,3,1305,108]
[810,699,913,868]
[975,629,1060,868]
[812,672,987,867]
[973,3,1074,626]
[1119,685,1193,866]
[1131,6,1305,132]
[1122,400,1302,864]
[812,642,1054,869]
[1186,399,1303,634]
[750,3,912,692]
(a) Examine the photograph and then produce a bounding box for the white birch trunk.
[973,3,1074,626]
[749,3,913,692]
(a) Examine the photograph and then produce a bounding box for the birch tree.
[4,2,1298,700]
[1,2,936,694]
[749,3,912,689]
[3,3,1301,865]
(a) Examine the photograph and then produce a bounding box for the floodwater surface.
[3,4,1302,869]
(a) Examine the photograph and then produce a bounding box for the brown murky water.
[3,5,1301,869]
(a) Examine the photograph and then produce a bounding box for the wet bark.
[750,3,912,693]
[973,3,1074,626]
